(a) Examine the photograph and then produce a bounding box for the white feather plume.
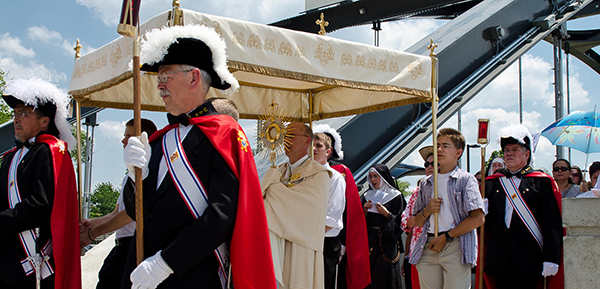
[5,77,76,149]
[313,123,344,160]
[497,124,535,165]
[140,24,239,92]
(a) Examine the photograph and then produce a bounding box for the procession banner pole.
[477,118,490,289]
[117,0,144,264]
[427,39,439,237]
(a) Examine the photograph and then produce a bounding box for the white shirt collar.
[289,154,309,170]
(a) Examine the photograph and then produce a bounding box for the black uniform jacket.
[0,141,55,285]
[122,110,239,289]
[484,169,562,276]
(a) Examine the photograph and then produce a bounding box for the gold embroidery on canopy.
[341,53,353,66]
[314,43,334,66]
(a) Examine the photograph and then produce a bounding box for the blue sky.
[1,0,598,191]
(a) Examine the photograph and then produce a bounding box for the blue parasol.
[541,107,600,176]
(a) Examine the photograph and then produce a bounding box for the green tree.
[0,69,11,124]
[485,149,504,171]
[89,181,119,218]
[395,180,413,197]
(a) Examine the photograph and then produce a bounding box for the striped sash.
[8,147,54,279]
[499,177,543,250]
[162,127,229,289]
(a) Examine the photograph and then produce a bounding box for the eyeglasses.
[424,161,433,168]
[571,173,580,177]
[437,143,456,150]
[287,134,310,138]
[553,166,570,172]
[156,69,193,84]
[13,110,37,119]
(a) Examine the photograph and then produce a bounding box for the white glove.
[130,250,173,289]
[541,262,559,277]
[124,132,150,180]
[339,245,346,263]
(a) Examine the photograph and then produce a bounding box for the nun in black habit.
[362,164,406,289]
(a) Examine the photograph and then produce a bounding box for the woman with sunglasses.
[400,146,434,289]
[553,159,582,198]
[570,165,583,186]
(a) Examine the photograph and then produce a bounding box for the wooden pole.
[478,145,486,289]
[132,32,144,265]
[76,101,85,256]
[428,39,439,237]
[308,90,314,158]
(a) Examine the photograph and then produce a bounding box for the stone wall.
[562,198,600,289]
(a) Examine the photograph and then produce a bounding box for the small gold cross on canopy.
[74,39,82,59]
[316,13,329,36]
[427,38,437,57]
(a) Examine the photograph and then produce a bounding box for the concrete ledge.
[562,198,600,232]
[562,197,600,289]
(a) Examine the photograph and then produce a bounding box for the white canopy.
[68,9,433,122]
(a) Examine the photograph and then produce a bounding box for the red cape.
[151,116,276,289]
[37,135,82,289]
[332,164,371,289]
[476,172,564,289]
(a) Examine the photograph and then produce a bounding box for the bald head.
[285,122,313,163]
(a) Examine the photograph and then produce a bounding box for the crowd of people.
[1,24,599,289]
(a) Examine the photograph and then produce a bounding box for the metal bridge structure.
[272,0,600,183]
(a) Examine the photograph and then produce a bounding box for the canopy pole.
[428,39,439,237]
[75,101,83,222]
[309,90,314,158]
[132,31,145,266]
[117,0,144,265]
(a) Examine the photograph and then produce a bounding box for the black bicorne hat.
[139,25,239,92]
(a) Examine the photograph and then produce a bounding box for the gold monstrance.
[256,102,291,167]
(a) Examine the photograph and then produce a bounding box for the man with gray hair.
[122,25,275,289]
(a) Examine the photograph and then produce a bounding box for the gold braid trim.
[229,61,433,95]
[70,71,133,98]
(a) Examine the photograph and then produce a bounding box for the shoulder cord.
[368,230,401,264]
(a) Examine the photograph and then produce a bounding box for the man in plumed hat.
[121,25,275,289]
[0,78,81,289]
[483,124,563,289]
[313,124,371,289]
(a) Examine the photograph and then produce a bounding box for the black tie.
[167,113,189,126]
[15,140,32,149]
[502,166,532,179]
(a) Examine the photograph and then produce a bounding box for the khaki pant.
[415,236,471,289]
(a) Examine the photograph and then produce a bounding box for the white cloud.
[0,57,68,83]
[27,25,63,43]
[76,0,123,26]
[380,20,443,51]
[565,71,591,111]
[26,25,91,57]
[77,0,305,28]
[0,33,36,58]
[98,120,126,141]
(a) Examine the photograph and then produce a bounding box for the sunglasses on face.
[424,161,433,168]
[553,166,570,172]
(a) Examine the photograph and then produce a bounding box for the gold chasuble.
[262,158,332,289]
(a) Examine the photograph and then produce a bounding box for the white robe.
[262,158,331,289]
